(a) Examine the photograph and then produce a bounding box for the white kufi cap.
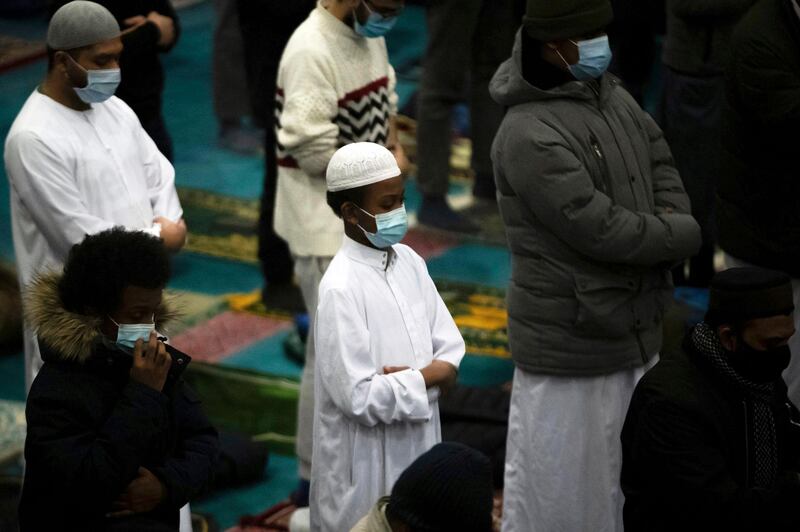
[326,142,401,192]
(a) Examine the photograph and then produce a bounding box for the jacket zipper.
[589,134,613,200]
[588,80,640,211]
[742,401,751,487]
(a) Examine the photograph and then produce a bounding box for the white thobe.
[502,357,658,532]
[4,90,183,388]
[310,236,465,532]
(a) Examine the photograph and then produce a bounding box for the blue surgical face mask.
[109,315,155,351]
[562,35,612,81]
[357,203,408,248]
[354,0,399,38]
[69,56,121,103]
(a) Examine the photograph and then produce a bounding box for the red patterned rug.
[171,311,293,363]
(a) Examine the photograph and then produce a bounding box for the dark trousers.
[213,0,251,124]
[139,108,174,162]
[659,67,725,285]
[237,0,314,285]
[416,0,516,199]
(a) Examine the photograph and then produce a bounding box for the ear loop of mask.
[108,314,155,327]
[554,41,578,70]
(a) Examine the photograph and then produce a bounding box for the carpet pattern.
[0,400,25,467]
[171,311,294,364]
[234,279,510,359]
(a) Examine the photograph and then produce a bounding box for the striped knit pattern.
[276,77,391,169]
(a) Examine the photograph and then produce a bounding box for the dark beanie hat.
[523,0,613,41]
[385,442,493,532]
[706,267,794,325]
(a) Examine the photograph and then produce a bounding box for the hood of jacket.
[490,31,617,109]
[24,271,179,364]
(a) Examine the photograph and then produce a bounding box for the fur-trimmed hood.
[24,271,179,364]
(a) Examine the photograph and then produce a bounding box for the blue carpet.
[225,331,302,380]
[193,454,299,530]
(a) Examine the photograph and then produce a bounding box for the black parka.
[718,0,800,276]
[18,273,219,531]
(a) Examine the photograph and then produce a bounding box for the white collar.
[341,235,396,270]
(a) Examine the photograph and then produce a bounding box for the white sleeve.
[418,254,465,369]
[276,48,340,178]
[5,131,117,257]
[315,287,432,427]
[136,125,182,221]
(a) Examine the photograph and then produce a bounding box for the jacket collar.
[24,271,179,364]
[341,235,396,270]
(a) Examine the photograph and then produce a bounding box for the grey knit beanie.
[47,1,120,50]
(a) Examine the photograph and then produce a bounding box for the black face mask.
[727,339,791,383]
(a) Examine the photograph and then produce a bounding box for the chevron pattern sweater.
[274,3,398,257]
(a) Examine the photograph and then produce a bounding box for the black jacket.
[621,332,800,531]
[18,273,218,531]
[49,0,180,122]
[662,0,756,76]
[717,0,800,276]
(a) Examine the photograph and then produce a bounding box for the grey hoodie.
[490,34,701,376]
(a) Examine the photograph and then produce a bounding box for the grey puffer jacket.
[490,35,701,376]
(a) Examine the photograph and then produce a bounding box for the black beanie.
[386,442,493,532]
[706,267,794,325]
[523,0,613,41]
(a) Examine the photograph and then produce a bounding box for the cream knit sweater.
[274,3,398,257]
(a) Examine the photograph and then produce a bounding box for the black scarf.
[691,322,778,488]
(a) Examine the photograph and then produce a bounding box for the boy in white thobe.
[311,142,465,532]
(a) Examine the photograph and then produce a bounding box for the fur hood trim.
[24,271,180,364]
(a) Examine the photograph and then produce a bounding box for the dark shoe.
[218,125,264,156]
[262,283,306,314]
[418,196,479,234]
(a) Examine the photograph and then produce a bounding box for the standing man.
[4,0,186,391]
[236,0,316,311]
[273,0,407,509]
[490,0,701,529]
[718,0,800,407]
[660,0,756,286]
[49,0,181,161]
[415,0,517,233]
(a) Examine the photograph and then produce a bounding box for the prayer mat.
[235,279,511,359]
[178,187,259,264]
[0,400,25,467]
[164,289,229,336]
[183,362,299,456]
[171,310,293,364]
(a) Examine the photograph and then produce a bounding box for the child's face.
[349,174,405,233]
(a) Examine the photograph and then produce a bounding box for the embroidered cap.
[326,142,400,192]
[47,1,120,51]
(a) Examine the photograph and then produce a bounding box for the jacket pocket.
[573,271,638,338]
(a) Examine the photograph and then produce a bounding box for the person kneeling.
[622,267,800,531]
[19,228,219,531]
